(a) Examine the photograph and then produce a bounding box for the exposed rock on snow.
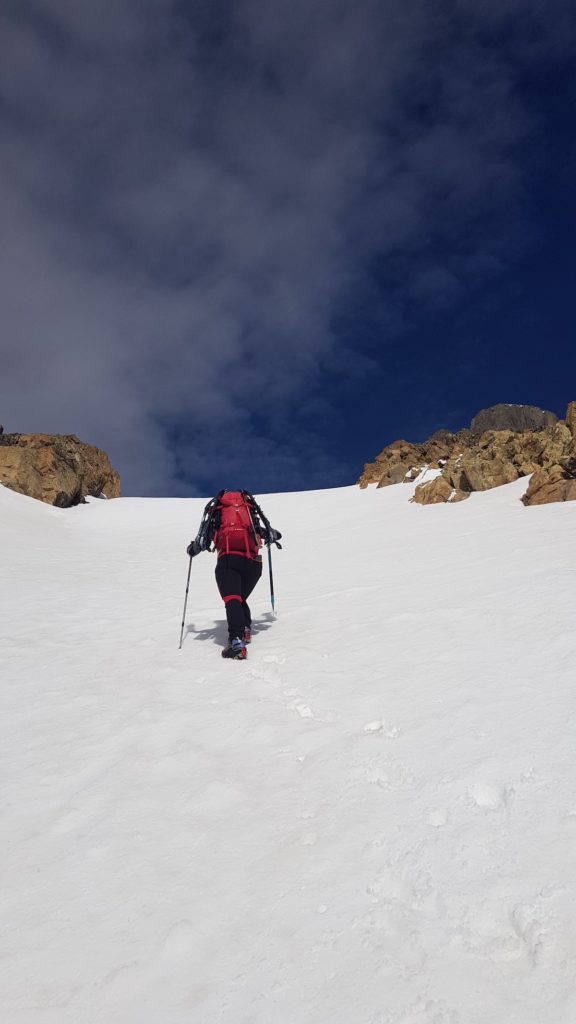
[521,460,576,506]
[413,475,454,505]
[0,432,120,506]
[359,402,576,508]
[359,437,464,490]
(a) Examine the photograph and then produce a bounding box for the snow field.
[1,479,576,1023]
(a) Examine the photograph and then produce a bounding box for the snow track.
[2,480,576,1023]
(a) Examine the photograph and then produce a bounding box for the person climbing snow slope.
[187,490,282,659]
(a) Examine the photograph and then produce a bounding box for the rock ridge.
[358,402,576,507]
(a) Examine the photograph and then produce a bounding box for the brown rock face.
[359,402,576,508]
[413,476,454,505]
[439,433,521,493]
[0,433,121,507]
[358,436,460,489]
[521,461,576,506]
[415,416,575,506]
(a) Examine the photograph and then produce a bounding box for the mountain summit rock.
[470,404,557,434]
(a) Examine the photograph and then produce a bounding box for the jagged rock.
[412,477,471,505]
[0,433,121,506]
[358,438,455,488]
[427,428,455,444]
[377,463,411,487]
[439,422,574,502]
[544,422,573,463]
[359,401,576,508]
[521,461,576,506]
[459,453,519,492]
[450,488,470,503]
[413,476,454,504]
[470,404,557,434]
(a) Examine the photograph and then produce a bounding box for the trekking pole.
[267,544,275,612]
[178,555,193,649]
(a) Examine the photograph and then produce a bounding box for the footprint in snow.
[300,832,318,845]
[426,807,449,828]
[461,922,528,964]
[101,961,145,1000]
[160,920,199,961]
[349,757,415,790]
[249,666,282,687]
[292,702,336,723]
[363,719,401,738]
[403,999,461,1024]
[468,782,514,811]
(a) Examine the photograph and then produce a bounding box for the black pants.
[215,554,263,640]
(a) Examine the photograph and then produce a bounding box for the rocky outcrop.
[470,404,557,434]
[413,476,454,505]
[358,436,463,490]
[521,460,576,507]
[0,433,121,507]
[359,402,576,508]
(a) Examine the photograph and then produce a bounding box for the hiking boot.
[222,637,247,660]
[244,626,252,644]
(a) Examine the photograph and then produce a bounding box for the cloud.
[0,0,573,494]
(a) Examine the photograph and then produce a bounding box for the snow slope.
[2,479,576,1024]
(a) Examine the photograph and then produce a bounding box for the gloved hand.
[187,540,202,558]
[265,527,282,548]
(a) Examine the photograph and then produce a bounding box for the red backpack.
[214,491,260,559]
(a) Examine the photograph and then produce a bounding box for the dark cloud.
[0,0,574,494]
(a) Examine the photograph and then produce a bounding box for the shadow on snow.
[186,612,275,647]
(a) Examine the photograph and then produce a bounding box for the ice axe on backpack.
[242,491,282,612]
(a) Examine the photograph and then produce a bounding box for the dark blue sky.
[333,57,576,477]
[1,1,575,496]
